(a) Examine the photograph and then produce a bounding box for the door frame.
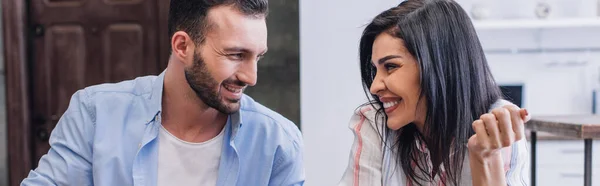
[1,0,170,185]
[2,0,32,185]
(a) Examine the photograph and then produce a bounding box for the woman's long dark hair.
[359,0,502,185]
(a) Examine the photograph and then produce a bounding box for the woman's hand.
[467,105,530,186]
[468,105,529,159]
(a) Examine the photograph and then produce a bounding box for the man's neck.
[160,64,227,143]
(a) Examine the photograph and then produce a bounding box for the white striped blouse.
[338,100,530,186]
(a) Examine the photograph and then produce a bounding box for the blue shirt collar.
[146,69,243,137]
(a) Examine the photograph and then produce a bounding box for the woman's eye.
[384,63,399,71]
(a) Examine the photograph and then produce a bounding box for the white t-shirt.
[157,125,225,186]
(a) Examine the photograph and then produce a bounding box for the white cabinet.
[537,165,599,186]
[533,140,600,186]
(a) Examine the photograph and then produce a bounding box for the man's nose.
[237,60,258,86]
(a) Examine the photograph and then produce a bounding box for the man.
[21,0,304,185]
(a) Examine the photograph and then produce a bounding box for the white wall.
[476,26,600,115]
[300,0,399,185]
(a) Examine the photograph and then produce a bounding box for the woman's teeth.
[383,101,399,108]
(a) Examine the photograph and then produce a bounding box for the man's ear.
[171,31,196,65]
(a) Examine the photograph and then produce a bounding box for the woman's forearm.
[469,152,507,186]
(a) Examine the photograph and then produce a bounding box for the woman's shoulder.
[349,103,385,129]
[353,102,382,119]
[339,103,388,186]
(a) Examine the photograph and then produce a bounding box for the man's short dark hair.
[168,0,268,44]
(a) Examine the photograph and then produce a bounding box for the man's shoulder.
[239,95,302,142]
[82,75,159,98]
[71,74,160,118]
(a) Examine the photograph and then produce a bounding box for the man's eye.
[228,53,243,60]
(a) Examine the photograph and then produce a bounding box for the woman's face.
[369,32,427,131]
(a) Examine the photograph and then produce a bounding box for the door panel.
[29,0,163,166]
[103,24,145,82]
[47,25,87,117]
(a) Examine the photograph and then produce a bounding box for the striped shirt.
[338,100,530,186]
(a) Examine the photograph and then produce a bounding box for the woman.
[339,0,530,186]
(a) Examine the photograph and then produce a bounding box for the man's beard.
[184,52,244,114]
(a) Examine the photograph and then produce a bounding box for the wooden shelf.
[473,18,600,30]
[526,115,600,139]
[526,130,583,140]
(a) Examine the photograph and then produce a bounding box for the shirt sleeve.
[501,138,531,186]
[269,127,305,186]
[21,90,95,186]
[338,108,385,186]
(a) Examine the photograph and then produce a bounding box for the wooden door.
[28,0,168,166]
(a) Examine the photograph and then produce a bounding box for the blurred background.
[2,0,600,186]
